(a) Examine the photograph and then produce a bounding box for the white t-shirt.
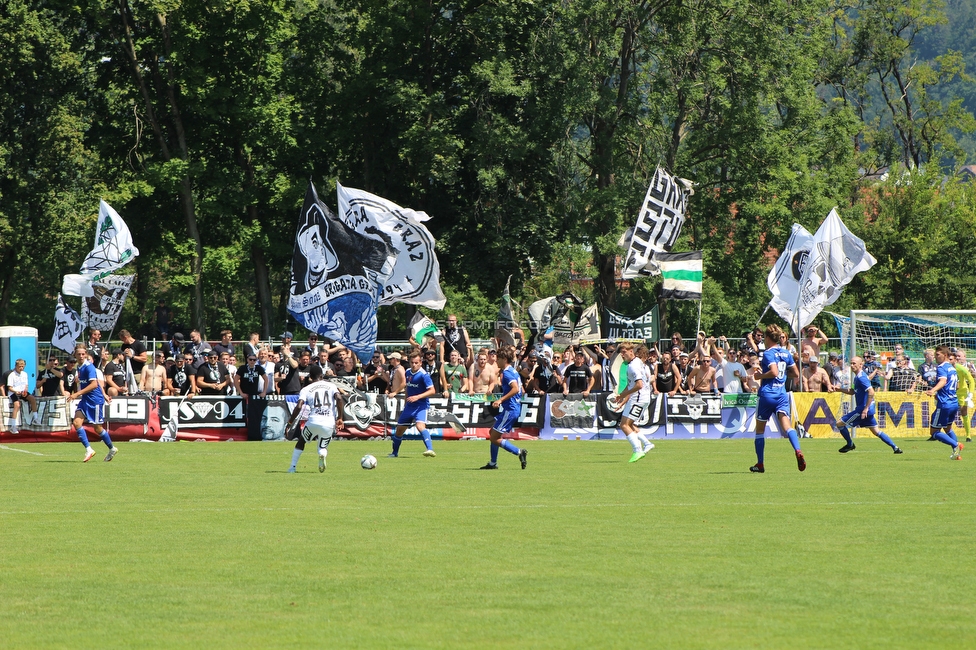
[6,369,28,394]
[259,361,276,394]
[626,358,651,403]
[298,380,342,428]
[721,361,746,394]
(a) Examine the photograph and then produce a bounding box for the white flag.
[62,274,95,298]
[767,223,814,330]
[796,208,876,329]
[336,183,446,309]
[52,295,85,354]
[80,200,139,282]
[621,166,692,279]
[82,274,135,332]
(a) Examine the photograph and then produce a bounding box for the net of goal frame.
[830,310,976,437]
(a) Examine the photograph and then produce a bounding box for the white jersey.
[297,380,342,429]
[626,357,651,403]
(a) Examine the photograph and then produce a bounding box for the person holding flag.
[749,325,805,474]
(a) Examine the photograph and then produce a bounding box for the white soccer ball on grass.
[361,454,377,470]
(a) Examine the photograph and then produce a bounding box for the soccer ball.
[360,454,377,470]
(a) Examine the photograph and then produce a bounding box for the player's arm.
[286,399,306,428]
[492,378,519,409]
[335,393,345,430]
[584,370,595,396]
[70,376,98,400]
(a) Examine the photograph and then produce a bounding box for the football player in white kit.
[612,343,655,462]
[285,364,344,473]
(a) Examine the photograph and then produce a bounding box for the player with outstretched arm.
[389,350,437,458]
[834,356,903,455]
[749,324,805,474]
[479,347,528,470]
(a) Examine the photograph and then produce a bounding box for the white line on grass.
[0,445,43,456]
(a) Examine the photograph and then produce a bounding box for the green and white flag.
[656,251,703,300]
[409,311,443,346]
[62,200,140,297]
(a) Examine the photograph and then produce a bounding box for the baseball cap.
[389,352,402,360]
[828,352,839,361]
[173,332,185,341]
[280,331,293,340]
[679,352,689,358]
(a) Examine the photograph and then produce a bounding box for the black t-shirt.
[104,361,127,392]
[278,361,302,395]
[167,363,194,395]
[364,362,389,392]
[122,340,148,374]
[442,327,469,360]
[38,368,62,397]
[421,361,442,392]
[564,363,593,394]
[237,363,266,395]
[196,362,224,395]
[87,341,103,362]
[213,342,235,357]
[62,366,79,394]
[532,364,562,394]
[297,363,312,387]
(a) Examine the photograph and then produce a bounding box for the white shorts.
[302,421,336,443]
[622,397,648,422]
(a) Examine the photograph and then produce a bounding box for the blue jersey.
[500,366,522,412]
[758,346,794,398]
[852,370,874,414]
[936,362,958,409]
[77,360,104,406]
[405,368,433,404]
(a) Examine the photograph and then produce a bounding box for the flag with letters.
[289,182,397,363]
[82,274,134,331]
[337,183,446,309]
[796,208,876,329]
[52,295,85,354]
[621,166,692,278]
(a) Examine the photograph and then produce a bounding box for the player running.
[926,345,963,459]
[67,344,118,462]
[285,364,344,473]
[835,355,903,454]
[749,324,805,473]
[612,343,655,462]
[389,350,437,458]
[950,348,975,443]
[479,347,528,470]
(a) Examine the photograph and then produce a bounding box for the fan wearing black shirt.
[196,352,228,395]
[103,349,129,396]
[119,329,148,375]
[562,351,594,396]
[236,353,268,398]
[167,355,196,396]
[61,357,80,395]
[38,356,65,397]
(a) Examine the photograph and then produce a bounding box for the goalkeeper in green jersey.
[950,349,976,442]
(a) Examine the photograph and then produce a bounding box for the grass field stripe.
[0,444,43,455]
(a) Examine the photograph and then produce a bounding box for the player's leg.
[317,424,334,472]
[415,411,435,457]
[289,434,307,472]
[837,410,857,452]
[633,403,654,453]
[776,407,805,472]
[867,424,900,452]
[621,399,645,462]
[72,409,99,462]
[930,407,962,457]
[482,409,523,469]
[960,403,972,442]
[92,407,117,461]
[752,399,771,473]
[390,422,408,457]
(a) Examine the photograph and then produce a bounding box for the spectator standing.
[166,332,186,359]
[213,330,235,358]
[236,353,267,399]
[800,326,829,362]
[715,347,747,394]
[564,350,595,396]
[186,330,212,368]
[140,351,168,393]
[440,315,472,366]
[119,329,148,375]
[86,329,104,362]
[917,349,938,390]
[221,351,238,395]
[166,354,196,396]
[257,347,276,395]
[440,349,468,396]
[887,355,917,392]
[421,348,442,393]
[61,357,80,396]
[243,332,261,359]
[862,351,883,391]
[304,334,320,357]
[275,331,294,355]
[529,349,562,395]
[196,351,228,395]
[802,355,834,392]
[276,340,301,395]
[363,352,388,392]
[468,349,498,395]
[386,352,406,396]
[103,349,128,397]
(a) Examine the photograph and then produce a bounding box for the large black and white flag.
[288,182,396,364]
[62,200,139,297]
[52,295,85,354]
[82,274,134,331]
[602,306,659,342]
[767,223,814,331]
[621,166,692,279]
[336,183,446,309]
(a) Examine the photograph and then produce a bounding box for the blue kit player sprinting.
[389,350,438,458]
[835,355,903,455]
[67,344,118,462]
[479,347,527,470]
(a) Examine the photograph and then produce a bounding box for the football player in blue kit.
[67,344,118,462]
[479,347,528,470]
[835,355,903,454]
[389,350,437,458]
[925,345,963,460]
[749,324,805,473]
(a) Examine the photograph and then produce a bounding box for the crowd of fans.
[6,318,967,401]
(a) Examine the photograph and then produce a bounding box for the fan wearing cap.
[862,351,883,391]
[196,350,228,396]
[386,352,407,396]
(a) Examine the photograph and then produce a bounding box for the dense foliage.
[1,0,974,341]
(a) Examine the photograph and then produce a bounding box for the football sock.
[933,432,957,447]
[76,426,90,447]
[754,434,765,464]
[787,428,801,452]
[291,448,302,468]
[838,426,853,445]
[420,428,433,451]
[490,440,500,464]
[392,434,403,455]
[948,429,959,444]
[626,433,641,453]
[99,431,114,449]
[964,414,972,440]
[500,440,520,456]
[637,432,652,448]
[876,431,897,449]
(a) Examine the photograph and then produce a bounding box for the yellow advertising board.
[793,391,969,438]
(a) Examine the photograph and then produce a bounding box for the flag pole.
[754,304,770,328]
[695,300,703,338]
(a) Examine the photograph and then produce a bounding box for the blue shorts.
[841,409,877,429]
[756,391,790,423]
[493,408,520,434]
[932,404,959,430]
[77,401,105,425]
[398,403,428,426]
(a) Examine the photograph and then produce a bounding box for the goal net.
[829,310,976,438]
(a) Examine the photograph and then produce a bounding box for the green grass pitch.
[2,437,974,648]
